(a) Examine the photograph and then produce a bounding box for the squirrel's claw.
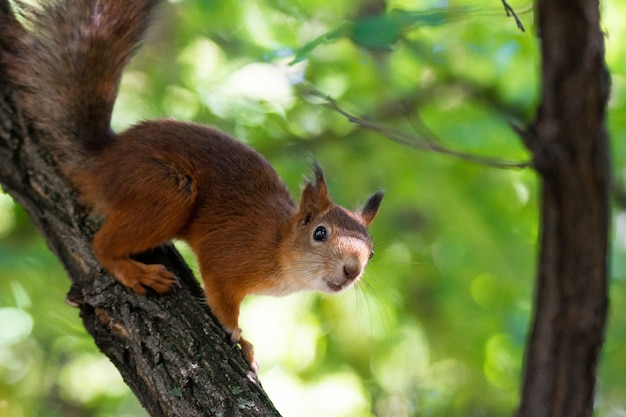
[230,327,258,373]
[141,265,179,294]
[113,262,179,295]
[230,327,242,345]
[142,267,178,294]
[239,337,258,373]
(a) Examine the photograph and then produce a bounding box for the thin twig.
[501,0,526,32]
[302,86,530,170]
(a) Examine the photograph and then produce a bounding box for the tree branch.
[302,85,530,170]
[501,0,526,32]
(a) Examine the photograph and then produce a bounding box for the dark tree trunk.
[516,0,611,416]
[0,3,281,416]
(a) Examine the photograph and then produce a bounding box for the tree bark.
[0,3,281,416]
[516,0,611,416]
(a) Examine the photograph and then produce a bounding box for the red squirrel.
[1,0,383,371]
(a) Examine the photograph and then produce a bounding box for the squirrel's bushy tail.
[1,0,159,168]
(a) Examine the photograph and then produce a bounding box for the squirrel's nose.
[343,261,362,281]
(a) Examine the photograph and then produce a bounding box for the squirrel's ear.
[297,163,331,225]
[361,191,384,226]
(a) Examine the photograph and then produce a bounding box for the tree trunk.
[0,3,281,416]
[516,0,611,416]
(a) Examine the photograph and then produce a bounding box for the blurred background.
[1,0,625,416]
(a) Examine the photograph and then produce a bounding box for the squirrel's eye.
[313,226,327,242]
[369,249,375,260]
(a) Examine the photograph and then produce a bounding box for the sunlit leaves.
[291,7,473,64]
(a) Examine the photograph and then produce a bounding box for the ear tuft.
[361,191,384,226]
[312,161,324,186]
[297,162,331,224]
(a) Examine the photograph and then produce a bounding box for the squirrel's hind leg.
[92,190,197,294]
[93,214,181,294]
[88,157,198,294]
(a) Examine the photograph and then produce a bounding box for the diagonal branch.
[501,0,526,32]
[302,85,530,170]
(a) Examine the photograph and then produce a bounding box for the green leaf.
[291,7,471,63]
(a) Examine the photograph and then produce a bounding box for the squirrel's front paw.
[230,328,259,373]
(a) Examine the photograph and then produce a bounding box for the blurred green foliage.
[1,0,625,416]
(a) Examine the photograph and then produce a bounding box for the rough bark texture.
[516,0,610,416]
[0,3,281,416]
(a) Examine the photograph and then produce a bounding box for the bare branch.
[501,0,526,32]
[302,85,530,170]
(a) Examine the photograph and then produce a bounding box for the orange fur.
[1,0,383,371]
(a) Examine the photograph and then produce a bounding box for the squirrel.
[1,0,383,371]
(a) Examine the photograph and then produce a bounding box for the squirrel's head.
[280,163,383,295]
